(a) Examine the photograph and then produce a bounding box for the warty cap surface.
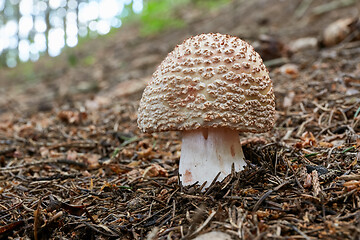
[137,33,275,133]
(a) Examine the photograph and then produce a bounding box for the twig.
[329,189,357,203]
[81,222,119,237]
[337,209,360,220]
[47,141,98,149]
[287,223,311,240]
[296,117,314,136]
[337,174,360,181]
[30,173,80,181]
[253,180,291,211]
[312,0,356,15]
[204,172,221,195]
[295,0,313,19]
[0,158,86,172]
[264,58,288,67]
[0,147,16,155]
[186,210,217,239]
[133,206,172,227]
[0,200,23,214]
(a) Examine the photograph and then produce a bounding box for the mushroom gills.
[179,128,246,188]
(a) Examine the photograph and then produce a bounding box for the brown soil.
[1,0,360,239]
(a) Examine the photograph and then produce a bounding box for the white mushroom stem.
[179,128,246,188]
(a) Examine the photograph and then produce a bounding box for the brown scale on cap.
[138,33,275,133]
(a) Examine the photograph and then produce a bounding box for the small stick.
[337,174,360,181]
[328,189,357,203]
[253,180,291,211]
[264,58,288,67]
[312,0,356,15]
[0,200,23,214]
[204,172,221,196]
[0,158,86,172]
[287,223,311,240]
[0,147,16,155]
[186,210,217,239]
[295,0,313,19]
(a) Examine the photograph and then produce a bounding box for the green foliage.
[136,0,231,36]
[68,54,78,67]
[139,0,189,36]
[194,0,231,10]
[68,54,95,67]
[6,60,38,83]
[82,55,96,66]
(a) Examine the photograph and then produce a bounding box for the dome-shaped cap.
[137,33,275,133]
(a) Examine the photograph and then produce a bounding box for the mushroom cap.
[137,33,275,133]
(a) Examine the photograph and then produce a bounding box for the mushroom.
[137,33,275,188]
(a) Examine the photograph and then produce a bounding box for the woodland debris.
[321,17,360,47]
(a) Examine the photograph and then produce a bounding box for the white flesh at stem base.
[179,128,246,188]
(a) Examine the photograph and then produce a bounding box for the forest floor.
[1,0,360,239]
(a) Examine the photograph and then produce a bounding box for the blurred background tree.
[0,0,229,68]
[0,0,141,68]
